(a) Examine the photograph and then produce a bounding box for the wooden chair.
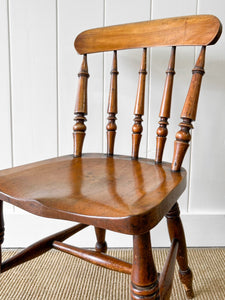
[0,15,222,299]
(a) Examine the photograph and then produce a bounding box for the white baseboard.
[2,212,225,248]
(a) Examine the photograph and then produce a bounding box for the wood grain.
[0,154,186,234]
[172,46,206,171]
[1,224,87,273]
[53,241,132,274]
[73,54,89,157]
[132,48,147,159]
[155,46,176,163]
[131,232,159,299]
[159,239,179,299]
[75,15,222,54]
[166,203,194,298]
[107,51,118,156]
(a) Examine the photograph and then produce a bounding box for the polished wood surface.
[73,54,89,157]
[107,50,118,156]
[94,227,107,253]
[159,239,179,299]
[0,14,222,300]
[53,240,132,274]
[75,15,222,54]
[156,46,176,163]
[166,203,194,298]
[172,46,206,171]
[0,154,186,234]
[131,232,159,299]
[132,48,147,159]
[1,224,87,273]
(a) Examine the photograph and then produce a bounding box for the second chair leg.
[94,227,107,253]
[166,202,194,299]
[0,201,4,273]
[131,231,160,300]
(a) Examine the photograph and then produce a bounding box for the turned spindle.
[172,46,206,171]
[156,46,176,163]
[73,54,89,157]
[107,51,118,156]
[132,48,147,159]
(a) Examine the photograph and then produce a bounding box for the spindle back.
[73,15,222,171]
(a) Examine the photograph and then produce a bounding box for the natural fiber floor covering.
[1,248,224,299]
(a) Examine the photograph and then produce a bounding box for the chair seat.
[0,153,186,234]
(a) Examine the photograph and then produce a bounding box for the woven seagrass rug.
[1,248,224,299]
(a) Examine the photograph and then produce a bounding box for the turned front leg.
[94,227,107,253]
[131,232,159,299]
[0,201,4,273]
[166,203,194,298]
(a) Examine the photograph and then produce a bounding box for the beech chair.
[0,15,222,299]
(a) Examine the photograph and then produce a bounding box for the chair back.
[73,15,222,171]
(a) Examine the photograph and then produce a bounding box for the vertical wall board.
[151,0,197,19]
[104,0,151,156]
[58,0,104,155]
[149,0,197,212]
[0,0,12,169]
[0,0,13,213]
[9,0,58,166]
[189,1,225,213]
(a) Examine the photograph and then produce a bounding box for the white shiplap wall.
[1,0,225,247]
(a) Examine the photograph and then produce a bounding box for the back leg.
[0,201,4,272]
[166,203,194,299]
[94,227,107,253]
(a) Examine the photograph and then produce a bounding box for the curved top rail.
[75,15,222,54]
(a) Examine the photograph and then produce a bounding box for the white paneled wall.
[104,0,151,156]
[58,0,104,155]
[9,0,58,166]
[1,0,225,247]
[0,0,12,172]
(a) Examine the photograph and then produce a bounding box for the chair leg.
[131,231,160,300]
[0,201,4,273]
[166,203,194,299]
[94,227,107,253]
